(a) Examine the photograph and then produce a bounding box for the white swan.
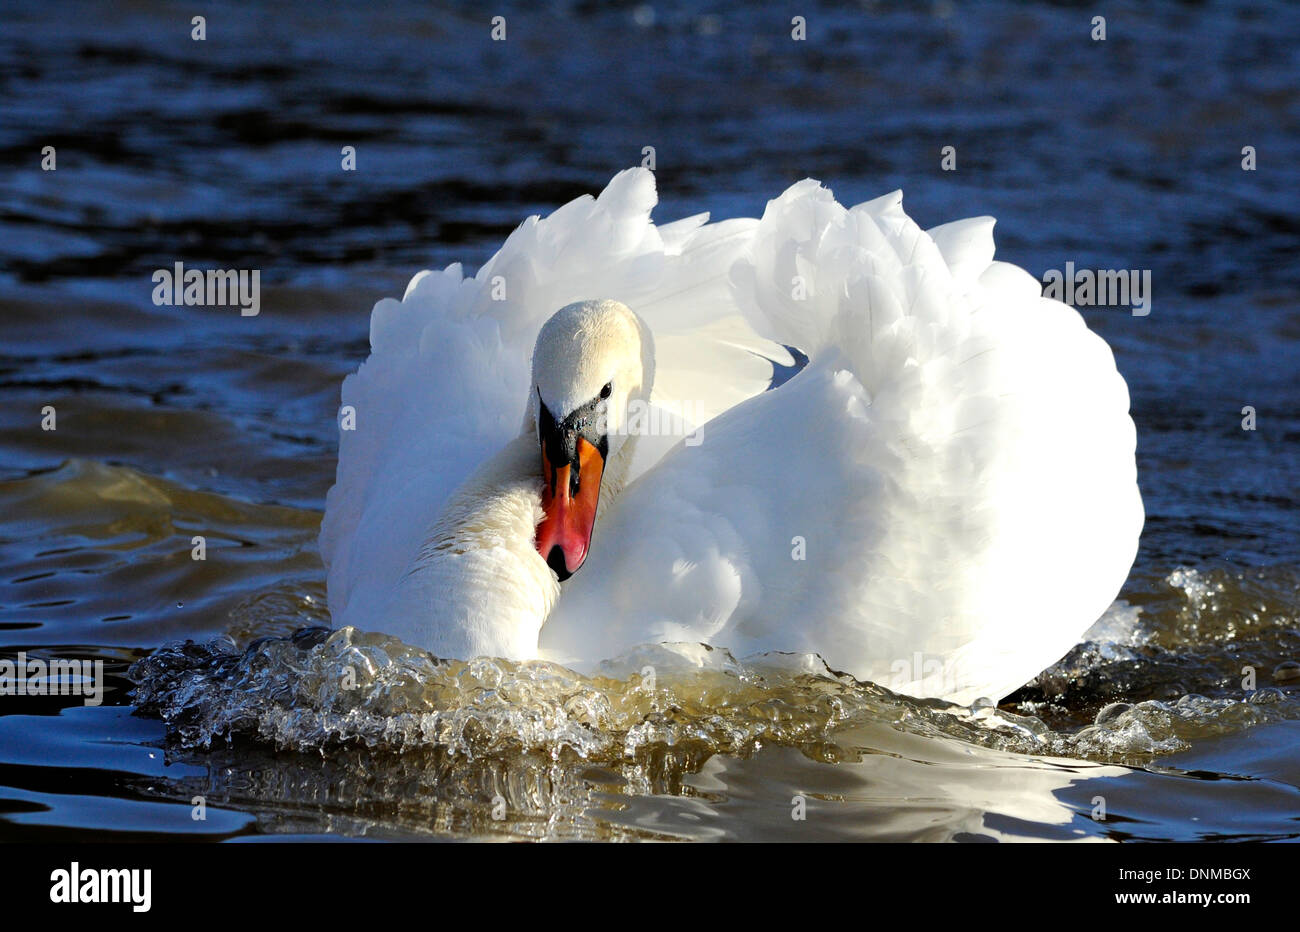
[321,168,1143,705]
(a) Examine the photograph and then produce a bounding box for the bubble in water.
[1249,688,1285,705]
[1095,702,1132,724]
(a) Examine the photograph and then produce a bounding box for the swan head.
[528,299,653,581]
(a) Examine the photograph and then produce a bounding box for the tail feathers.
[926,216,997,290]
[734,179,974,379]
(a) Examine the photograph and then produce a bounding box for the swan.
[321,168,1143,705]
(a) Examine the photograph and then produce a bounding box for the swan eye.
[600,382,612,399]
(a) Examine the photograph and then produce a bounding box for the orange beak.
[536,435,604,580]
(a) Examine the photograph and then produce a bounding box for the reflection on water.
[133,723,1145,842]
[2,0,1299,841]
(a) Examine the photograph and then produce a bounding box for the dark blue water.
[0,0,1297,841]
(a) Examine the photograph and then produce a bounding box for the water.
[1,0,1298,842]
